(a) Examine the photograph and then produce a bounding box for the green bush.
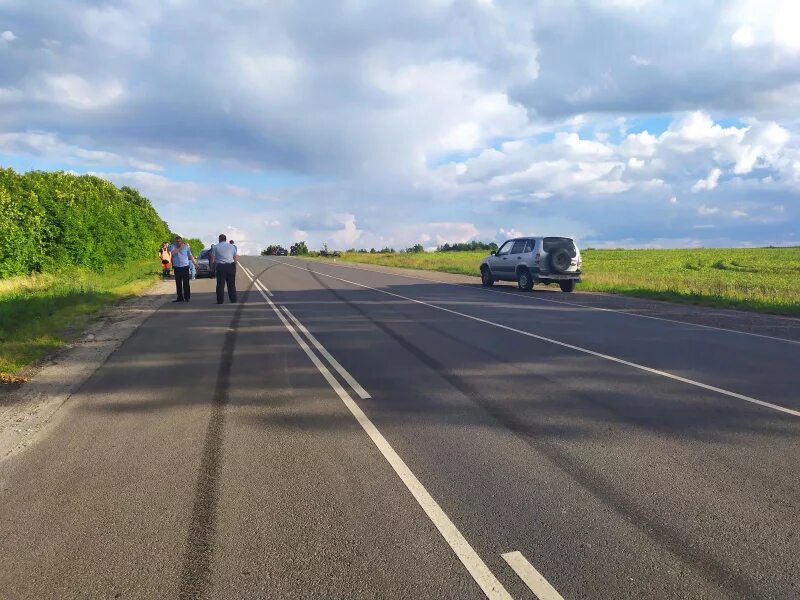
[183,237,205,256]
[0,168,172,277]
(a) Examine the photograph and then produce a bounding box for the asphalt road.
[1,256,798,599]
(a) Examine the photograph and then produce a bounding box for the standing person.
[159,243,171,279]
[229,240,238,272]
[170,236,197,303]
[211,233,238,304]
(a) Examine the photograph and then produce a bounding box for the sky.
[1,0,799,254]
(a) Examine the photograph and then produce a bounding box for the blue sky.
[1,0,799,253]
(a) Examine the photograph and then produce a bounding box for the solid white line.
[254,278,274,297]
[502,552,564,600]
[293,257,800,346]
[242,265,274,296]
[240,268,513,600]
[282,306,372,400]
[266,258,800,418]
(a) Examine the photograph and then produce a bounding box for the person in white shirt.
[210,233,238,304]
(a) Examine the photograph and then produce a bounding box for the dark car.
[196,249,216,278]
[276,247,288,256]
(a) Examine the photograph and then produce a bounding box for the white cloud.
[498,227,524,239]
[1,30,16,41]
[0,87,23,103]
[698,205,720,215]
[98,172,207,204]
[0,132,162,171]
[691,168,722,192]
[0,2,798,249]
[42,75,124,109]
[732,27,755,48]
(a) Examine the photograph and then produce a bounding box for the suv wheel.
[559,280,576,293]
[481,266,494,287]
[517,268,533,291]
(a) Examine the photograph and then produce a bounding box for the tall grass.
[0,260,160,377]
[334,247,800,316]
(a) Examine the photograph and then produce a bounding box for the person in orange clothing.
[159,242,172,279]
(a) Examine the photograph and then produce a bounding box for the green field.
[0,260,160,380]
[332,247,800,316]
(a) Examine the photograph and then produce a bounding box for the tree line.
[0,168,185,278]
[343,240,499,254]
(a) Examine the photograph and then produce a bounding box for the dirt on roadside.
[0,280,172,459]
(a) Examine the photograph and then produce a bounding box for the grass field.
[0,260,160,380]
[333,247,800,316]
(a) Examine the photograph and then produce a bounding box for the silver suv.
[480,237,582,292]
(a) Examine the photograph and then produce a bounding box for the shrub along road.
[0,258,797,599]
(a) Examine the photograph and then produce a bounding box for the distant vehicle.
[276,247,288,256]
[480,237,582,292]
[196,249,216,278]
[319,249,341,258]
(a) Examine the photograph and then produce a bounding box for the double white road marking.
[239,264,564,600]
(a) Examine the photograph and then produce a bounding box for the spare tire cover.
[550,248,571,272]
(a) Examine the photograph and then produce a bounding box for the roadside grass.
[328,247,800,316]
[0,260,160,378]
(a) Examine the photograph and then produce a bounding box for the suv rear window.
[200,250,210,259]
[543,237,576,256]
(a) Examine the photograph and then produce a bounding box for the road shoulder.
[0,280,172,461]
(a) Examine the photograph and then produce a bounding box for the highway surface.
[1,256,798,599]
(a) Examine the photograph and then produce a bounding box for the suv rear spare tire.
[550,248,572,272]
[559,280,576,292]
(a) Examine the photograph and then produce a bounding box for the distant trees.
[292,241,309,255]
[0,168,173,278]
[436,241,498,253]
[341,241,497,255]
[261,245,281,256]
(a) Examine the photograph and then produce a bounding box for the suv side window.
[523,239,536,253]
[510,240,526,254]
[496,241,513,256]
